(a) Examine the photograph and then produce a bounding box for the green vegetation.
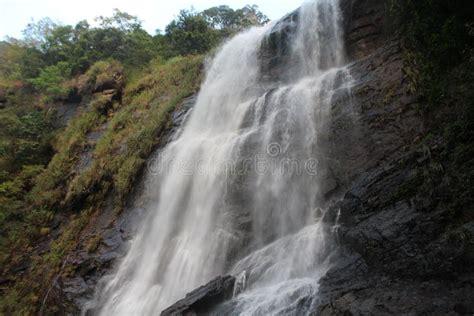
[65,56,204,206]
[0,55,203,315]
[1,5,268,83]
[390,0,473,106]
[0,110,53,172]
[0,4,267,314]
[0,4,268,107]
[391,1,474,225]
[165,5,269,56]
[29,62,72,100]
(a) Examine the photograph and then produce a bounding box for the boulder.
[161,275,236,316]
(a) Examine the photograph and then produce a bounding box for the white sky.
[0,0,301,39]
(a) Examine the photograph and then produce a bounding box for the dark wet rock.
[259,10,299,82]
[11,260,29,274]
[161,275,236,316]
[0,277,12,287]
[454,301,474,315]
[313,1,474,313]
[319,166,474,313]
[181,94,197,110]
[172,95,197,126]
[54,102,82,127]
[165,94,198,144]
[339,0,393,61]
[74,122,109,176]
[321,177,339,198]
[61,277,89,296]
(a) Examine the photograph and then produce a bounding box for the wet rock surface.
[161,276,236,316]
[259,10,299,82]
[314,0,474,314]
[340,0,392,61]
[54,101,83,127]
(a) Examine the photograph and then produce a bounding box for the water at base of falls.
[87,0,353,315]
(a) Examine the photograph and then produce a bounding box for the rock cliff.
[316,0,474,314]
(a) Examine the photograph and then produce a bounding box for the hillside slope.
[0,56,204,314]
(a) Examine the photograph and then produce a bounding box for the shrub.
[29,61,72,99]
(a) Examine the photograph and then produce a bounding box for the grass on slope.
[0,55,204,315]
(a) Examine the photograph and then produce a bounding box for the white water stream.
[89,1,352,314]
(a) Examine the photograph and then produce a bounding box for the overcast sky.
[0,0,300,39]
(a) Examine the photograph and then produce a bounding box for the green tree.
[0,109,52,173]
[165,9,219,56]
[202,5,236,29]
[235,5,269,28]
[18,47,46,79]
[21,17,59,50]
[202,4,269,31]
[42,25,75,66]
[96,9,142,32]
[29,61,71,98]
[0,42,22,80]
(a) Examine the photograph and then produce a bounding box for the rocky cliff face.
[316,0,474,314]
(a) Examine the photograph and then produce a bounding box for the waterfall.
[89,0,353,314]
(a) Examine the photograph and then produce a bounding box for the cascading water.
[88,0,353,314]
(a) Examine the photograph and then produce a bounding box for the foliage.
[0,109,53,175]
[4,10,158,79]
[66,55,204,204]
[165,5,269,56]
[391,0,474,235]
[391,0,474,106]
[0,42,45,80]
[77,59,124,94]
[96,9,142,32]
[0,42,22,79]
[165,9,219,56]
[21,17,59,50]
[202,4,269,31]
[0,55,204,313]
[1,4,268,95]
[29,61,72,99]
